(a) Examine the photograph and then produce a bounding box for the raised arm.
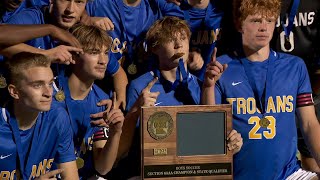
[201,48,227,105]
[93,92,124,175]
[0,24,81,48]
[117,78,159,159]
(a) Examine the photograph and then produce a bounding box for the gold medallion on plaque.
[0,75,7,88]
[55,90,65,102]
[128,63,137,75]
[147,111,173,140]
[76,157,85,169]
[259,117,270,128]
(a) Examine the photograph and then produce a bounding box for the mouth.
[40,100,52,104]
[170,52,185,60]
[61,15,75,23]
[256,35,269,39]
[95,67,106,72]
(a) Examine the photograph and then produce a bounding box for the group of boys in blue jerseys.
[0,0,320,179]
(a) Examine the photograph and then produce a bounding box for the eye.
[75,0,85,4]
[33,83,43,89]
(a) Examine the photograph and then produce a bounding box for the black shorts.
[297,95,320,157]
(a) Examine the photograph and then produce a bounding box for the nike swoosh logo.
[232,81,243,86]
[154,102,162,106]
[0,154,12,160]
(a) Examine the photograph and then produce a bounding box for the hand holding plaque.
[227,129,243,154]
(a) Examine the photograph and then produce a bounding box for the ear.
[8,84,19,100]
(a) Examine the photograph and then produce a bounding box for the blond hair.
[6,52,51,86]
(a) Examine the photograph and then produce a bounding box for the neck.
[68,73,94,100]
[13,102,39,130]
[160,68,178,83]
[123,0,141,6]
[159,62,188,83]
[243,45,270,62]
[188,0,209,9]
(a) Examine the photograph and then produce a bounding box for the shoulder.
[6,6,45,24]
[276,52,307,68]
[217,53,238,65]
[129,72,154,90]
[42,103,70,130]
[92,84,111,100]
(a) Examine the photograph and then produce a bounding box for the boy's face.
[239,14,276,51]
[76,45,109,80]
[13,66,54,112]
[154,31,189,70]
[51,0,86,29]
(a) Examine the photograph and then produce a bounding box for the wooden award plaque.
[141,105,233,180]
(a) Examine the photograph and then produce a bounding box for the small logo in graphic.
[0,154,12,160]
[232,81,243,86]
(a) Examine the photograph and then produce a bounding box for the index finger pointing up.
[112,92,117,109]
[144,77,158,92]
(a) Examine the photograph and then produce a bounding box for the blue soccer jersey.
[127,70,201,111]
[0,103,75,180]
[52,75,112,179]
[157,0,223,81]
[86,0,162,79]
[215,50,313,180]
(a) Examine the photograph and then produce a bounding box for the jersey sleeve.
[155,0,183,18]
[297,59,314,108]
[106,53,120,76]
[6,7,42,25]
[53,108,76,164]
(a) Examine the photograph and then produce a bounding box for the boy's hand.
[104,92,124,133]
[90,99,113,127]
[203,48,227,87]
[188,51,204,71]
[35,169,63,180]
[137,77,160,107]
[43,45,83,65]
[227,129,243,154]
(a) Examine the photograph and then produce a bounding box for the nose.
[174,39,183,49]
[98,53,108,65]
[43,85,53,98]
[258,21,267,32]
[65,1,75,14]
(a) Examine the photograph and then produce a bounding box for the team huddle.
[0,0,319,179]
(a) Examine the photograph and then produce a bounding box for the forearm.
[113,67,128,109]
[299,106,320,166]
[117,108,140,159]
[0,24,56,47]
[201,85,215,105]
[0,43,45,57]
[57,161,79,180]
[303,124,320,165]
[94,132,122,175]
